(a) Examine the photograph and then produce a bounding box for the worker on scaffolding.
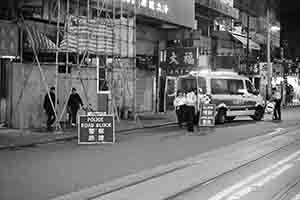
[43,87,57,131]
[67,88,84,127]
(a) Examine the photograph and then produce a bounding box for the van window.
[211,79,244,95]
[178,77,206,94]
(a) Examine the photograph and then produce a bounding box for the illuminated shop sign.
[120,0,169,14]
[139,0,169,14]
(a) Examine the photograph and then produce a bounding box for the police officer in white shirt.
[173,90,186,128]
[271,87,282,120]
[186,88,197,132]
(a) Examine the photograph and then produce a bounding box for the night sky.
[281,0,300,58]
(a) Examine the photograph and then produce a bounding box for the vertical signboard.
[78,115,115,144]
[199,104,216,127]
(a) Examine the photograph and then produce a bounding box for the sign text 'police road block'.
[78,115,115,144]
[199,104,216,127]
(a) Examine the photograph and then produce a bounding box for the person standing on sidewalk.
[43,87,56,131]
[185,88,197,132]
[271,87,282,120]
[173,90,186,128]
[67,88,84,127]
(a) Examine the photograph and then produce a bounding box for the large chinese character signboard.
[78,115,115,144]
[199,104,216,127]
[161,48,198,76]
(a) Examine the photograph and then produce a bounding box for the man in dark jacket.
[43,87,56,130]
[67,88,83,126]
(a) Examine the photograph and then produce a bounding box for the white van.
[176,70,265,124]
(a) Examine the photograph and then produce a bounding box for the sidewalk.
[0,112,177,150]
[1,103,299,150]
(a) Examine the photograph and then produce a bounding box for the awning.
[231,33,261,50]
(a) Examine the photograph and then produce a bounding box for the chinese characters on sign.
[78,115,115,144]
[199,104,216,127]
[161,48,198,76]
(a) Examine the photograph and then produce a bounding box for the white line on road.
[266,128,285,137]
[226,164,293,200]
[208,149,300,200]
[291,194,300,200]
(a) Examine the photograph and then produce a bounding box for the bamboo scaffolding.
[55,0,60,130]
[25,0,137,128]
[21,15,60,129]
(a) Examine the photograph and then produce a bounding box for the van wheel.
[226,116,235,122]
[251,107,264,121]
[216,109,226,124]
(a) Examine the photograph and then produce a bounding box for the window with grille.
[97,67,109,93]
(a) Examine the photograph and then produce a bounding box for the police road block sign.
[78,115,115,144]
[199,104,216,127]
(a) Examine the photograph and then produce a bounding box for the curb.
[0,122,177,150]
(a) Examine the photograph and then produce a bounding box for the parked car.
[176,70,265,124]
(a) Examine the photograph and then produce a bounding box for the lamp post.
[266,6,280,100]
[267,8,271,100]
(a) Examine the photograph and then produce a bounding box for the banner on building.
[78,115,115,144]
[0,21,19,57]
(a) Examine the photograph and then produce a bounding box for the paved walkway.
[0,112,177,150]
[1,103,299,150]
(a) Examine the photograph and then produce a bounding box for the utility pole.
[267,7,271,100]
[246,15,250,76]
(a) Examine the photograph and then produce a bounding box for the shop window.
[58,65,71,74]
[97,67,109,93]
[182,39,193,47]
[167,40,181,48]
[0,60,7,98]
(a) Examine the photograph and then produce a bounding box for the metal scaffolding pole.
[55,0,61,130]
[133,0,137,119]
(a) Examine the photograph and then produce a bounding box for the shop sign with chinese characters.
[78,115,115,144]
[161,48,199,76]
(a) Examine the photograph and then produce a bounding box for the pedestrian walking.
[173,90,186,128]
[67,88,84,127]
[185,88,197,132]
[271,87,282,120]
[43,87,56,131]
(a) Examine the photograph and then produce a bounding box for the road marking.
[291,194,300,200]
[266,128,285,137]
[226,164,293,200]
[208,149,300,200]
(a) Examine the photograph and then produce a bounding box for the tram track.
[85,125,300,200]
[163,137,300,200]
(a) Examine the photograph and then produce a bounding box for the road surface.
[1,108,300,200]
